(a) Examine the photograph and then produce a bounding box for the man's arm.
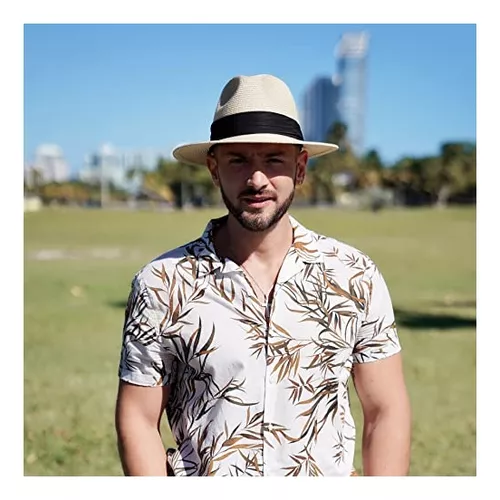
[117,272,175,476]
[115,380,171,476]
[352,352,411,476]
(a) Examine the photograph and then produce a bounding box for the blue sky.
[24,24,476,176]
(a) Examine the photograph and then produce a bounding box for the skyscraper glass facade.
[302,76,340,143]
[335,32,369,156]
[301,31,369,156]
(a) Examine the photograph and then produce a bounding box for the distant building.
[334,31,369,156]
[79,143,162,193]
[301,76,340,143]
[301,31,369,156]
[121,150,159,172]
[79,143,124,188]
[31,144,69,183]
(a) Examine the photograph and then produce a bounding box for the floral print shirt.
[118,215,401,476]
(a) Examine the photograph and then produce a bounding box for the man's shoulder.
[132,236,206,286]
[312,229,377,275]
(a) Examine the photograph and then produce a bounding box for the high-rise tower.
[301,76,340,144]
[334,31,369,156]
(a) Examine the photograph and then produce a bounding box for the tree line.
[25,122,475,210]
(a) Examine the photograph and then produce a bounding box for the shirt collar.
[191,214,324,280]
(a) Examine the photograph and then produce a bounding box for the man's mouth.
[241,195,274,207]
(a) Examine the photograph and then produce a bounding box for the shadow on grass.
[395,308,476,331]
[428,299,476,309]
[110,300,128,310]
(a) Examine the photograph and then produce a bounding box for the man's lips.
[240,192,275,202]
[240,196,275,206]
[242,196,273,202]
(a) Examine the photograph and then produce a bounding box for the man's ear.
[206,156,220,187]
[296,149,308,184]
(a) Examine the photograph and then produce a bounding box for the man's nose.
[246,162,269,188]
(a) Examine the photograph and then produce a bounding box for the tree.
[38,181,94,205]
[29,168,44,196]
[143,157,218,208]
[359,149,385,189]
[309,121,360,205]
[361,149,384,172]
[141,170,174,203]
[382,142,476,208]
[437,142,476,206]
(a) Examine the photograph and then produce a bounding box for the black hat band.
[210,111,304,141]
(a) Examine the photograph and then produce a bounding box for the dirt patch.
[28,248,140,261]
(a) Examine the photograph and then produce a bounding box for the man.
[115,74,411,476]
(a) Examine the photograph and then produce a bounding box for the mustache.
[238,189,276,198]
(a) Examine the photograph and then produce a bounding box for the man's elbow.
[363,392,412,433]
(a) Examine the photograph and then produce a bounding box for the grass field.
[24,206,476,476]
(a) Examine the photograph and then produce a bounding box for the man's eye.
[269,158,283,163]
[229,158,245,164]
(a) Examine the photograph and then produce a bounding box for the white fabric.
[119,215,401,476]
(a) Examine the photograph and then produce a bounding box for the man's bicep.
[352,353,407,416]
[116,380,171,428]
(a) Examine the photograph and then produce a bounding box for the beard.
[220,183,296,232]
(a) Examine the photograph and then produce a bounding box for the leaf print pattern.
[282,447,324,476]
[118,215,402,476]
[119,277,174,386]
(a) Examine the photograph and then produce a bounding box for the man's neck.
[217,214,293,267]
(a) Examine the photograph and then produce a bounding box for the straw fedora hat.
[172,74,339,167]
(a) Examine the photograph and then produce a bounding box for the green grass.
[24,206,476,476]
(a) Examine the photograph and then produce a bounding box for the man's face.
[206,143,308,232]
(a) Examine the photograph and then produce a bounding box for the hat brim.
[172,133,339,167]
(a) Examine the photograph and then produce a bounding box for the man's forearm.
[117,423,168,476]
[361,408,411,476]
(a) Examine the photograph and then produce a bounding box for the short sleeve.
[118,274,175,386]
[353,264,401,364]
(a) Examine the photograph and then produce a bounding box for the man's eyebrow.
[265,151,287,157]
[225,151,246,158]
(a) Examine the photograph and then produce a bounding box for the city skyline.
[25,140,167,189]
[24,24,476,177]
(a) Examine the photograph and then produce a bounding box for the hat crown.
[213,74,300,123]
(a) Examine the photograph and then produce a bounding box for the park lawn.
[24,206,476,476]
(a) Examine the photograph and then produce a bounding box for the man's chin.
[236,212,280,232]
[220,188,295,233]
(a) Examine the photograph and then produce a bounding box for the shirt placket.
[260,254,306,476]
[227,266,274,476]
[240,270,276,476]
[261,289,275,476]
